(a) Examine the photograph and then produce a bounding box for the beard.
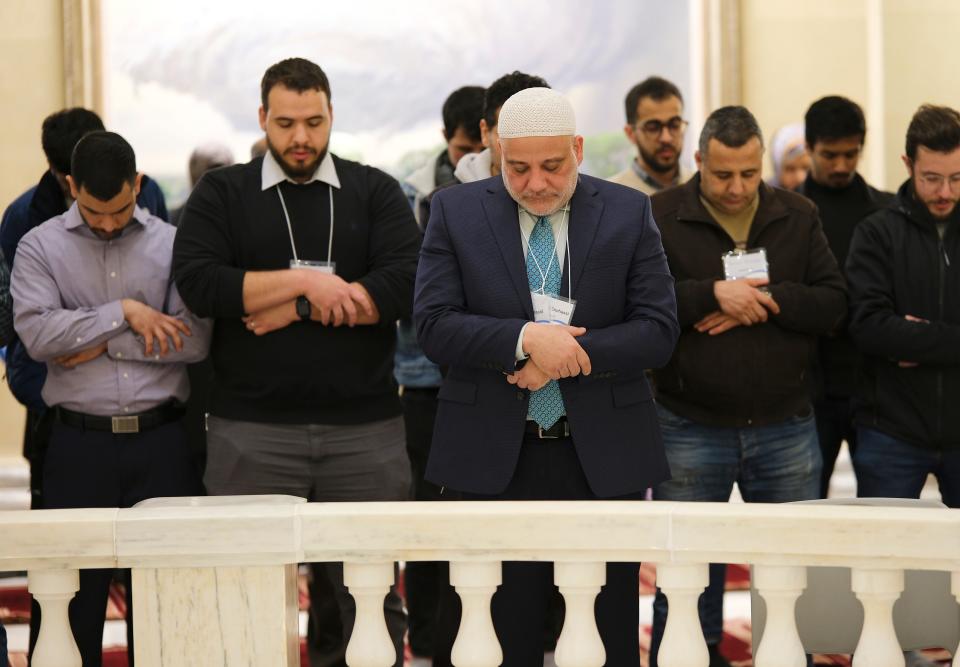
[637,140,679,174]
[267,136,327,182]
[79,209,133,240]
[503,169,579,217]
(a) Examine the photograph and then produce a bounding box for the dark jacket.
[847,180,960,449]
[797,173,894,399]
[650,175,847,427]
[416,174,678,497]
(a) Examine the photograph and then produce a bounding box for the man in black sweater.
[172,58,420,667]
[796,96,893,497]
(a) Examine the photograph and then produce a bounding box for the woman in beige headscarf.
[768,122,811,191]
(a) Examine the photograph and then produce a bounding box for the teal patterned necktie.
[526,215,565,429]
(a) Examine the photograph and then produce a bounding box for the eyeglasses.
[919,172,960,190]
[635,117,688,137]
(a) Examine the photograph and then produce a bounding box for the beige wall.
[0,0,66,457]
[0,0,65,206]
[881,0,960,187]
[739,0,877,183]
[739,0,960,191]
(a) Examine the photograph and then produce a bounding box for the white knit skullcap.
[497,87,576,139]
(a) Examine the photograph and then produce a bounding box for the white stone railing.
[7,497,960,666]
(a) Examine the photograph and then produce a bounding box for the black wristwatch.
[296,296,311,321]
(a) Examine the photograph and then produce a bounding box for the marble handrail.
[13,499,960,666]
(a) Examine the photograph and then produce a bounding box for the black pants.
[400,388,455,658]
[28,419,202,667]
[23,407,54,509]
[433,435,643,667]
[814,397,858,498]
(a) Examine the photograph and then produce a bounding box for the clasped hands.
[506,323,591,391]
[244,272,375,336]
[695,278,781,336]
[55,299,192,368]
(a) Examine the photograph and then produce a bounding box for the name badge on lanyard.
[531,292,577,325]
[290,259,336,274]
[278,184,336,274]
[527,208,576,325]
[722,247,769,281]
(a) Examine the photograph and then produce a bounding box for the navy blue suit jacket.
[414,174,679,497]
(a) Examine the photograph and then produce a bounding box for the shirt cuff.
[97,300,127,338]
[516,322,532,362]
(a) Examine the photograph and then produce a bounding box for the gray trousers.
[205,415,411,667]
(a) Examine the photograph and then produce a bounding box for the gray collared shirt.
[11,204,212,416]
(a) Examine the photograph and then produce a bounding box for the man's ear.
[573,136,585,165]
[133,172,143,198]
[66,174,79,201]
[901,154,912,177]
[695,150,703,171]
[480,119,491,148]
[258,105,268,132]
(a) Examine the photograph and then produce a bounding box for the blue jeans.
[853,427,960,508]
[648,404,821,666]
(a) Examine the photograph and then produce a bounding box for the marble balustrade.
[6,498,960,667]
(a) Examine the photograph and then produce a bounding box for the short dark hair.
[699,106,764,157]
[905,104,960,161]
[41,108,105,175]
[261,58,331,111]
[804,96,866,147]
[442,86,485,143]
[483,71,550,129]
[624,76,684,125]
[70,131,137,201]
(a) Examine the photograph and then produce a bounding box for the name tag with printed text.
[531,292,577,325]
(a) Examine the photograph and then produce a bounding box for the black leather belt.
[55,402,184,434]
[524,418,571,439]
[402,387,440,396]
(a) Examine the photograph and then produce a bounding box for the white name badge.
[290,259,336,275]
[722,248,768,281]
[531,292,577,325]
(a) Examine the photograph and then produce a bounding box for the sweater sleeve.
[172,173,247,319]
[674,277,721,329]
[355,170,421,323]
[768,213,848,335]
[847,218,960,365]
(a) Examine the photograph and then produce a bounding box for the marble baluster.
[656,562,710,667]
[753,565,807,667]
[450,561,502,667]
[132,565,300,666]
[952,572,960,667]
[554,561,606,667]
[28,569,82,667]
[851,568,905,667]
[344,561,397,667]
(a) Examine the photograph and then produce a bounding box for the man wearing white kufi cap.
[415,87,679,665]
